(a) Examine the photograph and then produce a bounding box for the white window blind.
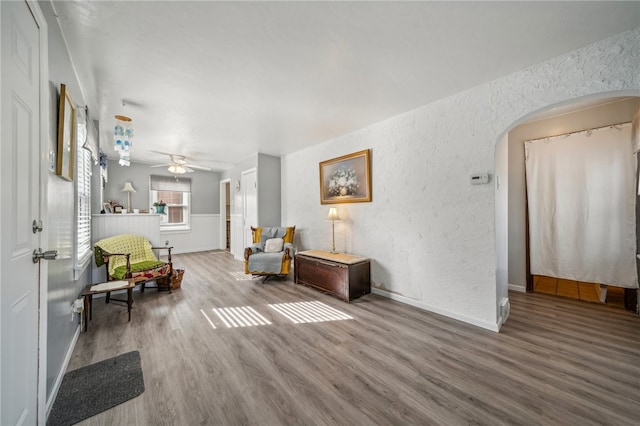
[150,175,191,192]
[75,145,92,276]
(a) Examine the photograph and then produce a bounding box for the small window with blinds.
[74,145,92,279]
[150,175,191,230]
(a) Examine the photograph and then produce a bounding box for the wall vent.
[499,298,510,324]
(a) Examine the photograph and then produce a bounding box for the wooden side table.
[81,279,135,332]
[294,250,371,303]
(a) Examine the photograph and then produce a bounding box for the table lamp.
[121,182,136,213]
[327,207,341,253]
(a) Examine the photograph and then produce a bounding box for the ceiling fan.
[149,154,212,174]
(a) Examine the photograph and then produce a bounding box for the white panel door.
[242,168,257,249]
[1,1,42,424]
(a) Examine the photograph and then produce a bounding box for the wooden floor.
[66,251,640,425]
[533,274,627,309]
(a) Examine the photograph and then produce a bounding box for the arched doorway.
[495,92,640,318]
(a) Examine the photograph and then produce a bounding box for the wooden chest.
[294,250,370,303]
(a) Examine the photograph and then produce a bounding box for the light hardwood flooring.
[66,251,640,425]
[533,274,627,309]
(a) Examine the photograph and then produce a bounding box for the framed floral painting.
[319,149,371,204]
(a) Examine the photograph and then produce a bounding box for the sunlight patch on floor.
[268,301,353,324]
[229,271,255,281]
[212,306,272,328]
[200,309,217,329]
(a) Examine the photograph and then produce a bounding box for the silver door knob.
[32,248,58,263]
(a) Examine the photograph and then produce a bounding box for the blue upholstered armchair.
[244,226,296,278]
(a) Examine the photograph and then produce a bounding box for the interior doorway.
[531,274,626,309]
[506,95,640,312]
[219,179,231,251]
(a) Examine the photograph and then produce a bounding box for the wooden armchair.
[94,234,173,294]
[244,226,296,280]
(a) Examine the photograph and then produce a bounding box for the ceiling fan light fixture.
[168,164,186,174]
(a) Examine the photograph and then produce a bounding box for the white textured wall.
[282,28,640,331]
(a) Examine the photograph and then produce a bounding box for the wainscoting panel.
[92,214,162,245]
[161,214,221,254]
[91,214,220,282]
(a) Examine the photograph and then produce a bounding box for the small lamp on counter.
[121,182,136,213]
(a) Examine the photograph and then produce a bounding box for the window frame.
[149,175,192,231]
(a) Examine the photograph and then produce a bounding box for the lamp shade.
[327,207,341,221]
[121,182,136,193]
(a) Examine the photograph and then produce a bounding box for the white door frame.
[30,1,49,422]
[241,167,257,249]
[219,178,230,251]
[0,0,49,423]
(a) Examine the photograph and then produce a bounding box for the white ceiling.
[51,1,640,171]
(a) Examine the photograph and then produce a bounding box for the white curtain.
[525,123,638,289]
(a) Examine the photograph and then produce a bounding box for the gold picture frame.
[319,149,371,204]
[56,83,75,181]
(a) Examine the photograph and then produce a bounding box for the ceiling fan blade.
[184,163,212,171]
[149,152,211,171]
[150,150,176,156]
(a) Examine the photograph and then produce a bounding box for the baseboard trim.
[171,246,218,255]
[370,288,499,332]
[508,284,526,293]
[46,323,81,419]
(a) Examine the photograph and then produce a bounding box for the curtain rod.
[525,121,631,144]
